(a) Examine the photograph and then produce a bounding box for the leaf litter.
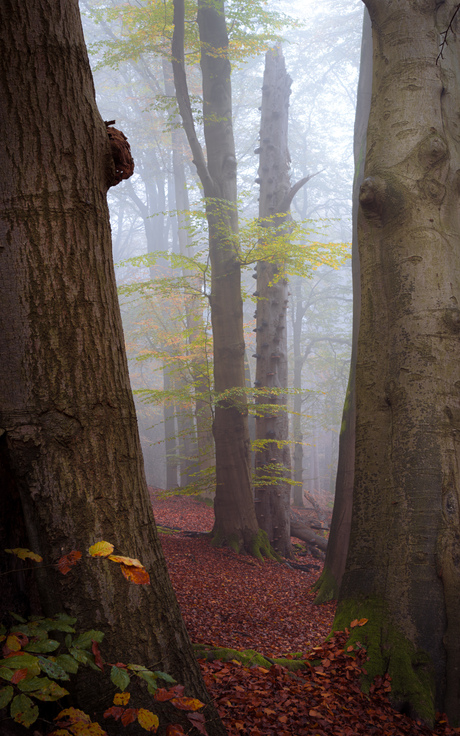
[151,491,459,736]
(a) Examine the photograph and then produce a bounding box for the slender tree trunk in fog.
[291,279,305,506]
[253,47,294,557]
[172,0,270,555]
[0,3,226,732]
[163,365,179,488]
[335,1,460,724]
[314,8,371,603]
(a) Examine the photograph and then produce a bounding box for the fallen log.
[289,518,328,552]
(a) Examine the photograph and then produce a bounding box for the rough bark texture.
[253,48,293,557]
[172,0,269,555]
[0,3,226,733]
[314,8,372,604]
[335,0,460,725]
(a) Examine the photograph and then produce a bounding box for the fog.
[80,0,363,508]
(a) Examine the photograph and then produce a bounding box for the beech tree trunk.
[335,1,460,725]
[313,8,372,604]
[253,47,293,557]
[0,3,226,733]
[172,0,270,555]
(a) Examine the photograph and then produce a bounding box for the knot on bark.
[359,176,386,218]
[418,132,448,169]
[418,176,446,204]
[105,122,134,187]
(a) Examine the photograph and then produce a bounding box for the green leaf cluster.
[0,613,103,728]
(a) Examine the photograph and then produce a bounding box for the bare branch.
[171,0,213,194]
[437,3,460,64]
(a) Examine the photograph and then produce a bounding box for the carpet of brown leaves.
[151,491,460,736]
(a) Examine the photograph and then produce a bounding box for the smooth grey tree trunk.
[335,1,460,725]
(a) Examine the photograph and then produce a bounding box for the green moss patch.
[334,597,436,726]
[193,645,308,672]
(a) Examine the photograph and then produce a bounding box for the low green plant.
[0,545,207,735]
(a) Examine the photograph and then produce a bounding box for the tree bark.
[172,0,270,555]
[313,7,372,604]
[253,47,294,557]
[0,3,226,733]
[335,0,460,725]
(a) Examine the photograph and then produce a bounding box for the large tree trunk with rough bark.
[335,0,460,725]
[313,8,372,604]
[0,3,226,733]
[172,0,271,556]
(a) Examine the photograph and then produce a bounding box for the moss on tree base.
[210,527,279,561]
[334,597,436,726]
[312,565,338,604]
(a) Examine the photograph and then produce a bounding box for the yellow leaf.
[55,708,91,724]
[108,555,143,567]
[6,635,22,652]
[358,618,368,627]
[88,541,114,558]
[71,723,107,735]
[5,548,43,562]
[137,708,159,732]
[113,692,131,705]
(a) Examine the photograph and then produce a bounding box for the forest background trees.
[79,0,362,516]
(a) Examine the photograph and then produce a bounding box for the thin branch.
[171,0,213,194]
[437,4,460,64]
[280,171,323,213]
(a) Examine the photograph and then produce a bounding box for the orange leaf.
[57,550,82,575]
[165,726,185,736]
[5,548,43,562]
[113,692,130,706]
[121,708,138,726]
[350,619,359,628]
[11,668,28,684]
[92,640,104,671]
[108,555,143,567]
[119,564,150,585]
[358,618,368,626]
[103,705,125,721]
[137,708,159,732]
[171,696,204,712]
[154,688,175,702]
[88,541,114,558]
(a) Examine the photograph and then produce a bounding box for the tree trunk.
[253,47,293,557]
[291,278,305,507]
[0,3,226,733]
[163,365,179,489]
[172,0,270,555]
[313,8,371,603]
[335,1,460,725]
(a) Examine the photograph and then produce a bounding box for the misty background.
[79,0,363,508]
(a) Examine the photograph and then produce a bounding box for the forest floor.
[150,490,459,736]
